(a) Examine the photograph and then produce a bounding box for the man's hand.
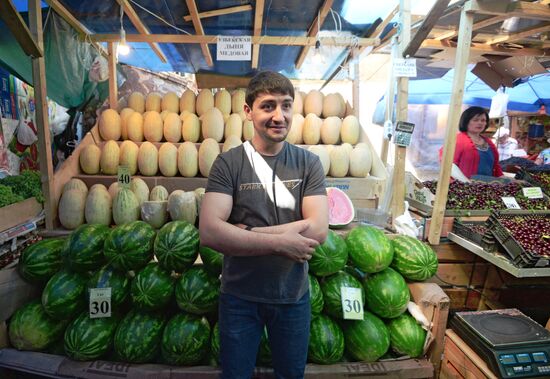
[274,221,319,263]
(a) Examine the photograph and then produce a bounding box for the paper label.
[89,288,111,318]
[217,36,251,61]
[522,187,543,199]
[117,165,131,188]
[341,287,364,320]
[393,58,417,77]
[502,197,521,209]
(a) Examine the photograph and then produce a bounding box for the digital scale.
[450,309,550,378]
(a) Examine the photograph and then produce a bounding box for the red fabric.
[439,132,504,178]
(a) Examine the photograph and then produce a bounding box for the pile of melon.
[58,178,204,230]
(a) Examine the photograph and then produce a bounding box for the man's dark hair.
[245,71,295,107]
[459,106,489,132]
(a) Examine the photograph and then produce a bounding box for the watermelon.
[309,230,348,277]
[161,313,211,365]
[320,271,365,319]
[199,245,223,276]
[364,267,410,319]
[65,224,110,272]
[42,269,87,320]
[87,265,130,308]
[131,262,175,311]
[308,314,344,364]
[342,311,390,362]
[47,338,67,356]
[346,225,393,273]
[391,235,438,281]
[104,221,156,272]
[64,311,119,360]
[18,238,66,283]
[154,221,199,272]
[175,266,220,314]
[387,312,427,358]
[326,187,354,228]
[113,310,166,363]
[8,300,67,351]
[309,274,324,314]
[257,327,272,367]
[210,322,220,364]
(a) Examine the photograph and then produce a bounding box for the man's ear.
[244,103,253,121]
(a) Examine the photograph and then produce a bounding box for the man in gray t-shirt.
[200,71,328,379]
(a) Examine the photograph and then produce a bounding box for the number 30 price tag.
[341,287,364,320]
[89,288,112,318]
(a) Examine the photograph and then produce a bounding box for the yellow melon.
[302,113,322,145]
[127,112,144,142]
[337,93,346,118]
[119,140,139,175]
[161,91,179,113]
[286,114,304,144]
[177,141,198,177]
[231,89,246,114]
[128,92,145,113]
[215,89,231,115]
[341,142,354,156]
[308,145,330,176]
[79,144,101,174]
[223,135,242,152]
[149,185,169,201]
[322,93,343,118]
[320,116,342,144]
[179,110,191,121]
[198,138,220,177]
[243,120,254,141]
[140,200,168,229]
[138,141,158,176]
[62,178,88,195]
[349,146,372,177]
[89,183,108,192]
[130,177,150,206]
[160,110,169,121]
[225,113,243,140]
[329,146,350,177]
[100,140,120,175]
[119,107,135,140]
[108,182,119,199]
[58,189,86,230]
[293,90,304,115]
[181,113,200,143]
[85,186,112,226]
[143,111,163,142]
[341,115,360,144]
[201,107,224,142]
[99,109,121,141]
[304,90,323,117]
[145,92,162,112]
[158,143,178,177]
[163,112,182,143]
[180,89,196,114]
[196,89,214,116]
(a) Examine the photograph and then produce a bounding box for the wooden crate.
[0,198,42,233]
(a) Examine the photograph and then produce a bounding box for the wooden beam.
[29,0,54,230]
[358,5,398,57]
[403,0,451,57]
[485,23,550,45]
[116,0,167,63]
[428,5,474,245]
[252,0,265,69]
[435,15,508,41]
[372,28,398,53]
[295,0,334,70]
[421,38,550,56]
[183,4,252,22]
[0,0,43,57]
[196,72,251,89]
[468,0,550,21]
[185,0,213,67]
[107,42,118,110]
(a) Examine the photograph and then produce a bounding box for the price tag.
[89,288,111,318]
[501,197,521,209]
[117,165,131,188]
[522,187,543,199]
[392,58,417,77]
[341,287,364,320]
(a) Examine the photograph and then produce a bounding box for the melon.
[128,92,145,113]
[79,144,101,174]
[85,186,112,225]
[130,177,150,206]
[181,113,200,143]
[108,182,120,199]
[337,94,346,118]
[231,89,246,114]
[180,90,196,114]
[303,113,322,145]
[341,115,360,144]
[58,189,86,230]
[308,145,330,176]
[160,110,169,121]
[167,190,197,224]
[242,120,254,141]
[141,201,168,229]
[163,112,182,143]
[100,140,120,175]
[99,109,121,141]
[89,184,107,192]
[119,108,135,140]
[126,112,144,142]
[201,107,224,142]
[162,92,179,113]
[214,89,231,115]
[198,138,220,177]
[304,90,323,117]
[112,188,141,225]
[145,92,162,113]
[329,146,350,178]
[345,101,354,117]
[119,140,139,175]
[349,146,372,177]
[355,142,369,150]
[178,142,199,177]
[223,135,242,152]
[322,93,343,118]
[237,110,246,121]
[293,90,304,115]
[286,114,304,144]
[63,178,88,195]
[225,113,243,140]
[320,116,342,145]
[138,142,158,176]
[326,187,354,227]
[158,143,178,177]
[143,111,163,142]
[150,185,169,201]
[180,110,190,120]
[196,89,214,116]
[341,143,353,156]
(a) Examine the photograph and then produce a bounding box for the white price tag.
[89,288,111,318]
[392,58,417,77]
[341,287,364,320]
[217,36,251,61]
[117,165,131,188]
[501,197,521,209]
[522,187,543,199]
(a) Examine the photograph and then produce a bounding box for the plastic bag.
[489,87,509,119]
[88,55,109,83]
[393,201,421,238]
[16,119,38,146]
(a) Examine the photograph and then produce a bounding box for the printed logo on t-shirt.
[240,179,302,191]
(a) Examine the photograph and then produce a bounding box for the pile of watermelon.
[9,221,438,367]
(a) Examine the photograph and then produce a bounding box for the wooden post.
[428,2,474,244]
[107,42,118,110]
[390,0,411,223]
[29,0,55,230]
[352,50,360,119]
[380,37,398,165]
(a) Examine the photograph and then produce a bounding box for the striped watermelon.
[42,270,86,320]
[64,311,119,360]
[65,224,110,272]
[104,221,156,272]
[161,313,211,365]
[131,262,175,311]
[113,310,166,363]
[18,238,66,283]
[8,300,67,351]
[257,327,272,367]
[175,265,220,314]
[320,271,365,319]
[309,274,324,314]
[199,245,223,276]
[47,338,66,356]
[87,265,130,308]
[154,221,199,272]
[343,311,390,362]
[210,322,220,364]
[364,267,410,319]
[387,312,427,358]
[391,236,438,281]
[308,314,344,364]
[309,230,348,277]
[346,225,393,273]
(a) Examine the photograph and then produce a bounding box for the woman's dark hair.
[245,71,294,107]
[458,106,489,132]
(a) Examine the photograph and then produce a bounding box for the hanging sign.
[89,288,112,318]
[217,36,252,61]
[394,121,415,147]
[522,187,543,199]
[117,165,131,189]
[393,58,417,77]
[501,197,521,209]
[341,287,364,320]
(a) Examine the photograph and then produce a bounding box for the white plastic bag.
[393,201,421,238]
[88,55,109,83]
[16,119,38,146]
[489,87,509,119]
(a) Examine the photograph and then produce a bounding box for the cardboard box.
[325,176,386,208]
[0,197,42,233]
[0,268,40,323]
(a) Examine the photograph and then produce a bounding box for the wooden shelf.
[74,175,208,193]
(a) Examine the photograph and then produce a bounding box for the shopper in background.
[199,71,328,379]
[535,139,550,165]
[492,127,519,161]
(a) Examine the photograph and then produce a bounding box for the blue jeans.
[219,291,311,379]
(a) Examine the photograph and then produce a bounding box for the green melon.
[86,265,130,308]
[342,311,390,362]
[64,311,119,360]
[308,314,344,364]
[391,236,438,281]
[364,267,410,319]
[387,312,427,358]
[309,230,348,277]
[154,221,199,272]
[199,245,223,276]
[320,271,365,320]
[65,224,110,272]
[103,221,156,272]
[18,238,66,283]
[346,225,394,273]
[175,266,220,315]
[42,269,87,320]
[309,274,324,314]
[131,262,175,311]
[161,313,211,365]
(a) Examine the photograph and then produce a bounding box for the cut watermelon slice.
[326,187,354,228]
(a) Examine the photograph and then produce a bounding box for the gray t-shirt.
[206,141,326,303]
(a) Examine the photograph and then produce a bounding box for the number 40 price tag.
[341,287,364,320]
[89,288,112,318]
[117,165,131,189]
